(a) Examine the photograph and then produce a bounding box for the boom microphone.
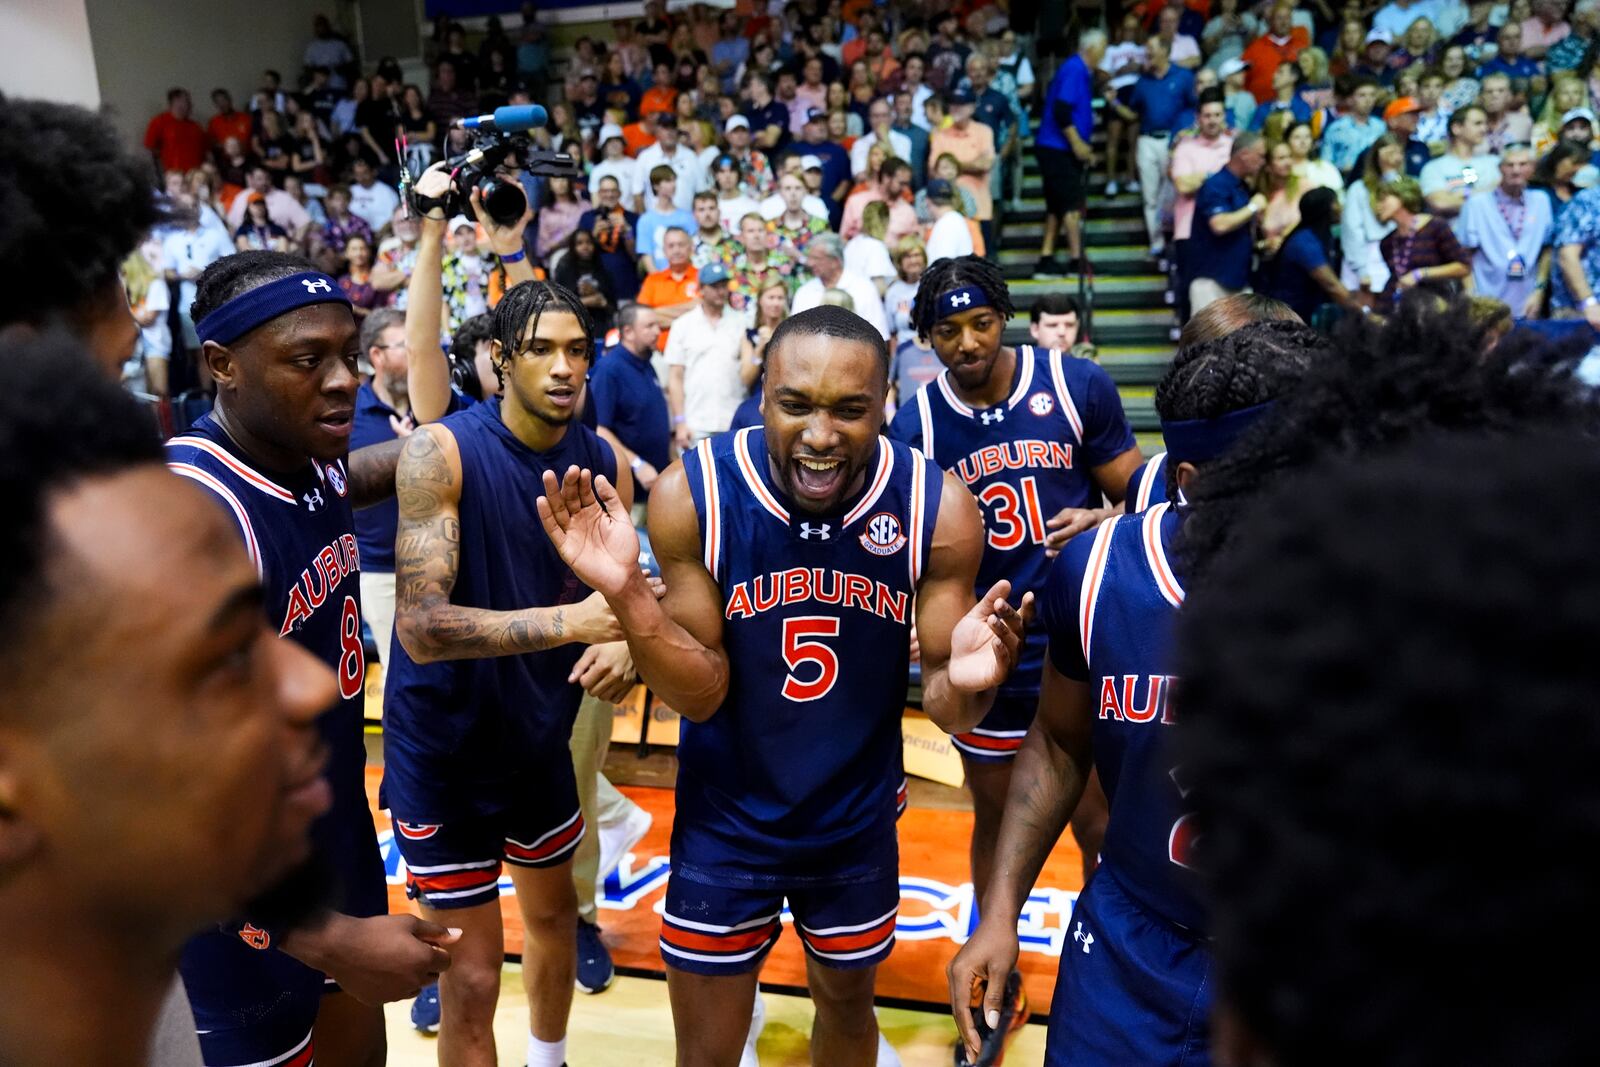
[453,104,549,132]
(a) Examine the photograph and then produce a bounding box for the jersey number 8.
[338,595,365,701]
[782,616,840,702]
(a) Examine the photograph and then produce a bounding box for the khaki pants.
[1189,277,1243,315]
[359,570,396,665]
[569,693,637,923]
[1135,134,1171,243]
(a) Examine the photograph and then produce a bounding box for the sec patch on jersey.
[860,512,908,556]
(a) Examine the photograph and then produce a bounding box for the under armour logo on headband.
[302,278,333,294]
[934,286,990,321]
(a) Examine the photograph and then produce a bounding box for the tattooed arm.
[393,425,622,663]
[347,439,405,510]
[946,657,1093,1057]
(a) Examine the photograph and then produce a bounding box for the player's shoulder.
[165,419,299,510]
[885,392,928,442]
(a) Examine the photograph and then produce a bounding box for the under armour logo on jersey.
[303,487,325,511]
[798,523,831,541]
[950,291,972,308]
[1073,922,1095,954]
[980,409,1005,425]
[301,277,333,294]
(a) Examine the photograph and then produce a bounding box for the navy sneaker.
[410,981,441,1034]
[576,918,615,993]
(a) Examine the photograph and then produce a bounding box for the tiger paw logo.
[239,923,271,950]
[860,512,907,556]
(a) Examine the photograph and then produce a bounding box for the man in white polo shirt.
[923,178,976,262]
[665,259,747,450]
[631,113,702,213]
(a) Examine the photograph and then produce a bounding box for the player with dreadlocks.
[948,319,1330,1067]
[887,254,1142,1065]
[383,278,632,1067]
[168,249,457,1067]
[1175,300,1597,1067]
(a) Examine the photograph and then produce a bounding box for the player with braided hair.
[384,278,633,1067]
[889,254,1141,1065]
[948,319,1329,1067]
[1181,423,1599,1065]
[1126,293,1302,513]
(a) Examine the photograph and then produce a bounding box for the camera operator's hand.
[468,180,535,258]
[414,162,451,223]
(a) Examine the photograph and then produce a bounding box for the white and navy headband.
[195,272,352,346]
[935,286,991,320]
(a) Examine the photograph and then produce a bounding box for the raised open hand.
[947,579,1034,692]
[536,466,641,598]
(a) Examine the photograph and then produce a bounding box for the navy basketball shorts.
[1046,865,1212,1067]
[196,1009,315,1067]
[389,760,584,911]
[952,691,1038,763]
[659,868,900,978]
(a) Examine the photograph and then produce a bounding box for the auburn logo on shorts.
[860,512,907,556]
[397,821,442,841]
[239,923,271,950]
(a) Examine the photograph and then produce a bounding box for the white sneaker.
[1149,239,1166,258]
[740,993,766,1067]
[596,803,652,886]
[1126,179,1141,193]
[1105,179,1120,196]
[876,1012,901,1067]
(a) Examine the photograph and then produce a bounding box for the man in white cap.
[723,114,775,198]
[1219,58,1256,132]
[589,123,639,202]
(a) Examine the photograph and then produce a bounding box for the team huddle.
[105,235,1584,1067]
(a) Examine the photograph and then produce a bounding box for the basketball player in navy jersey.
[538,305,1030,1067]
[384,280,632,1067]
[884,256,1141,1060]
[948,321,1327,1067]
[166,251,459,1067]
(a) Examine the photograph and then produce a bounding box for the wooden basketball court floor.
[363,688,1081,1063]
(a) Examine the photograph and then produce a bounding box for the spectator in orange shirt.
[640,62,680,122]
[1242,4,1310,103]
[622,110,661,157]
[206,89,252,151]
[636,227,701,351]
[144,88,208,175]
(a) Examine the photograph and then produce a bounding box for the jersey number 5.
[977,477,1048,550]
[782,616,840,702]
[339,595,365,700]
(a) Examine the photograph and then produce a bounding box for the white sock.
[527,1033,567,1067]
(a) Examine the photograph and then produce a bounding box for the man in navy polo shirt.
[589,302,671,505]
[349,307,411,662]
[1111,34,1196,255]
[1188,131,1268,313]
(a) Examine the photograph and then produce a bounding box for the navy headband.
[1160,401,1275,466]
[195,272,352,346]
[935,286,991,320]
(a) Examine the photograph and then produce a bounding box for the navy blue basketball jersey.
[381,396,617,820]
[887,346,1136,696]
[677,427,941,883]
[1125,452,1169,513]
[1040,502,1203,932]
[166,415,384,1027]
